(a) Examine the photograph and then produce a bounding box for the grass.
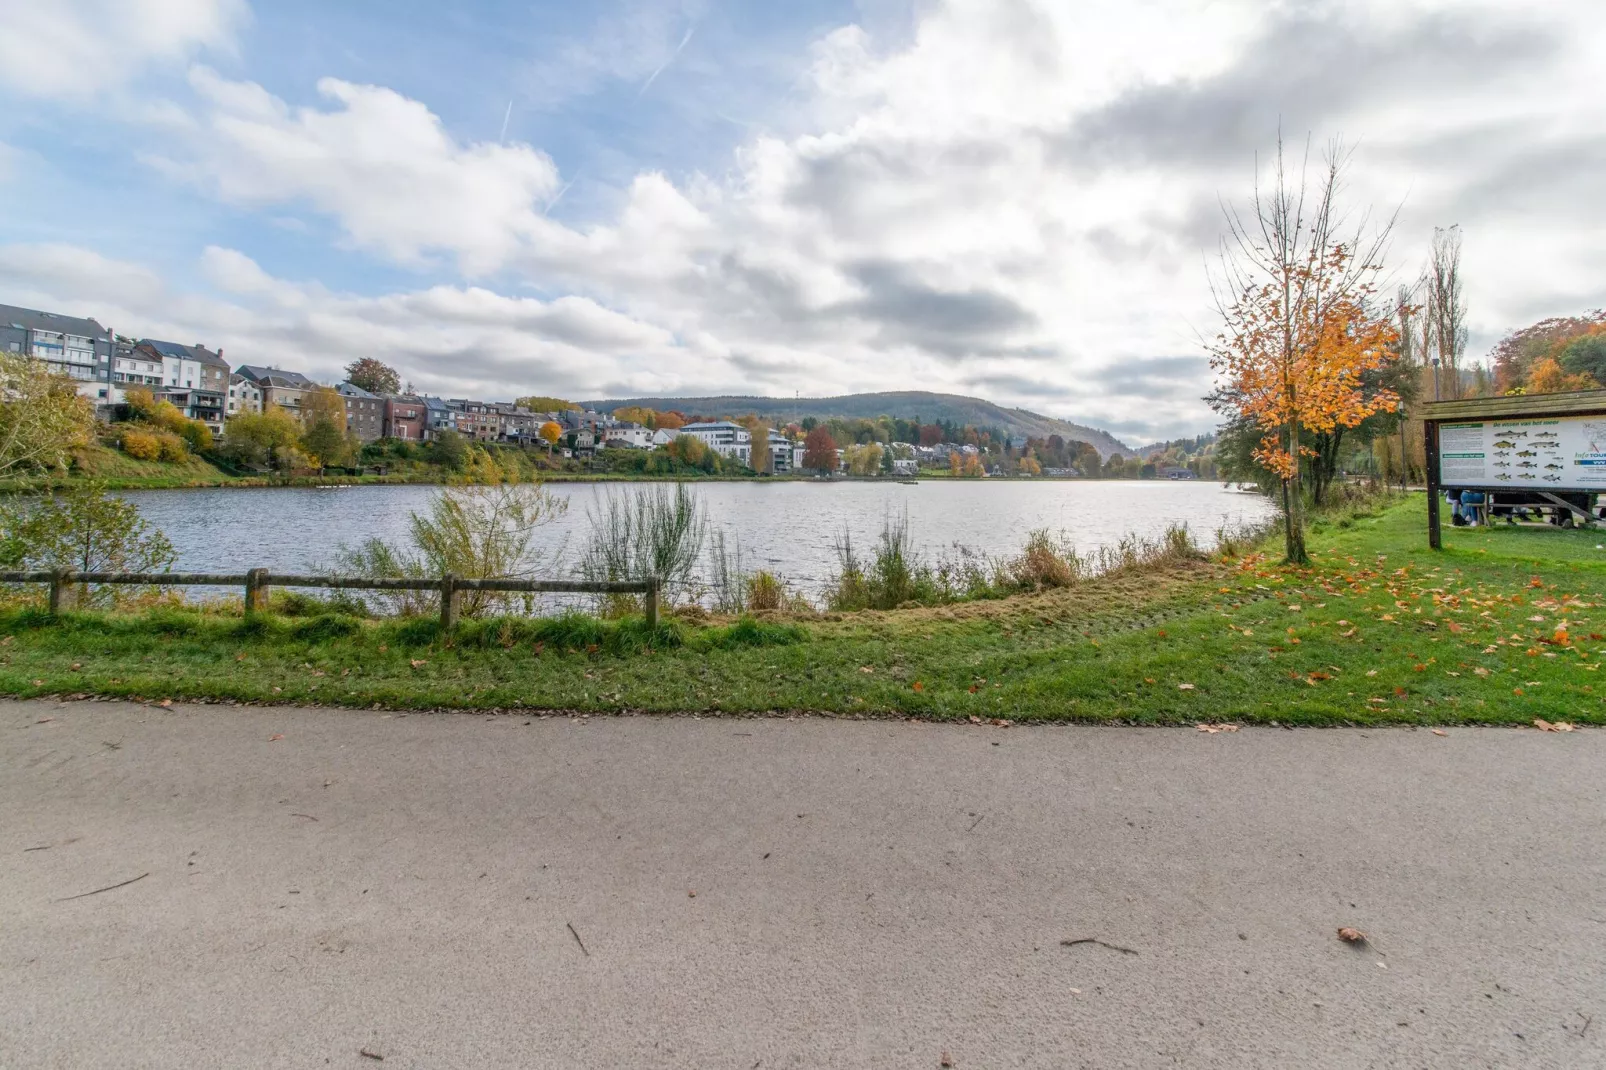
[0,493,1601,724]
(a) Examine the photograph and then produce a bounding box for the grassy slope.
[0,495,1601,723]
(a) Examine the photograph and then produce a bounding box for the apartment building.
[678,421,752,466]
[113,340,163,390]
[0,302,113,401]
[134,339,230,433]
[234,365,317,415]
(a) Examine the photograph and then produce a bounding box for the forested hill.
[582,390,1135,458]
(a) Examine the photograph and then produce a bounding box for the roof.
[681,421,745,431]
[0,303,110,340]
[235,364,314,387]
[336,382,378,398]
[141,339,229,369]
[1420,389,1606,422]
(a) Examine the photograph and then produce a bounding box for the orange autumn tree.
[1209,138,1401,564]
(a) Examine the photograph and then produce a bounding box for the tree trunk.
[1284,421,1309,565]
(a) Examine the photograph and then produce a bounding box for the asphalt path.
[3,699,1604,1068]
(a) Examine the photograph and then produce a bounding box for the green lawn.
[1,495,1601,724]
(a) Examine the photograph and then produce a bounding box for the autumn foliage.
[1208,140,1399,563]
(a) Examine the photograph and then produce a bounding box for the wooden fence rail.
[0,570,662,630]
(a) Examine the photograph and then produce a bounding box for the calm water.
[120,480,1273,598]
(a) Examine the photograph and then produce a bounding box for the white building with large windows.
[677,421,752,466]
[0,303,114,401]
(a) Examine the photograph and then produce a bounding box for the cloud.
[0,0,246,101]
[13,0,1606,441]
[171,68,566,275]
[1054,7,1558,172]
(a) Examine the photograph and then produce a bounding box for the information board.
[1437,415,1606,491]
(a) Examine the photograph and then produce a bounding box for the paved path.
[3,700,1605,1069]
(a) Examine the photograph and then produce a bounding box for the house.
[384,395,427,441]
[891,458,919,476]
[603,422,653,449]
[1160,466,1197,480]
[422,397,455,438]
[766,430,794,474]
[445,399,500,442]
[234,365,316,416]
[0,303,114,401]
[496,404,541,445]
[571,428,597,455]
[113,340,163,391]
[678,421,752,466]
[137,340,229,433]
[226,374,262,416]
[336,382,385,442]
[650,428,678,448]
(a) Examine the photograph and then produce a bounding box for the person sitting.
[1448,489,1467,526]
[1459,489,1486,526]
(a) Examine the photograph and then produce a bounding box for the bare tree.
[1427,225,1468,398]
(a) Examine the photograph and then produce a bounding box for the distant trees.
[1526,358,1598,394]
[667,433,709,468]
[1491,312,1605,393]
[516,396,579,413]
[344,358,401,396]
[738,416,772,473]
[802,426,838,473]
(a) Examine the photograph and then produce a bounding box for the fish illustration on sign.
[1493,440,1518,449]
[1516,450,1538,457]
[1545,463,1564,470]
[1505,431,1529,437]
[1495,473,1512,481]
[1518,461,1539,469]
[1543,474,1562,482]
[1533,431,1559,439]
[1494,461,1512,468]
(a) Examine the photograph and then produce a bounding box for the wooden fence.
[0,570,662,630]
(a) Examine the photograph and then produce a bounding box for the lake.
[119,480,1274,600]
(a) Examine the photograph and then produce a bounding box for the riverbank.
[0,496,1599,723]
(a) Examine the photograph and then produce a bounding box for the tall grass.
[580,483,707,614]
[336,483,568,617]
[825,519,1210,610]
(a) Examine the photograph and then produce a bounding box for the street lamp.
[1431,356,1441,401]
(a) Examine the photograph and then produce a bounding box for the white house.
[678,421,752,466]
[891,458,919,476]
[226,374,262,416]
[650,428,678,448]
[603,422,654,449]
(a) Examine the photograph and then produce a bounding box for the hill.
[583,391,1135,458]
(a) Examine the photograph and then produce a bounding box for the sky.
[0,0,1601,442]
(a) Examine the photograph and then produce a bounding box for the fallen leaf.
[859,666,874,673]
[1337,927,1367,943]
[377,644,388,653]
[940,1053,954,1068]
[410,659,428,669]
[911,681,924,692]
[1366,669,1378,677]
[1177,682,1196,691]
[1339,629,1357,638]
[687,889,697,898]
[159,698,173,708]
[268,733,284,742]
[1196,723,1240,733]
[1431,729,1447,737]
[30,679,43,687]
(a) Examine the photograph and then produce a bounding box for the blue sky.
[1,0,1602,442]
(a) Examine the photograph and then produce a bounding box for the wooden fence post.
[48,569,76,614]
[440,573,460,632]
[244,568,270,617]
[644,577,660,631]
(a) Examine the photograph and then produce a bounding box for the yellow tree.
[1209,138,1400,564]
[538,421,563,450]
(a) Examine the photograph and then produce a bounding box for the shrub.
[745,571,786,611]
[0,484,176,607]
[698,616,808,650]
[1007,529,1077,590]
[337,483,568,618]
[121,429,162,461]
[156,431,189,462]
[580,484,707,609]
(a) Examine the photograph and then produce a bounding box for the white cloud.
[0,0,246,100]
[171,69,567,275]
[16,0,1606,439]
